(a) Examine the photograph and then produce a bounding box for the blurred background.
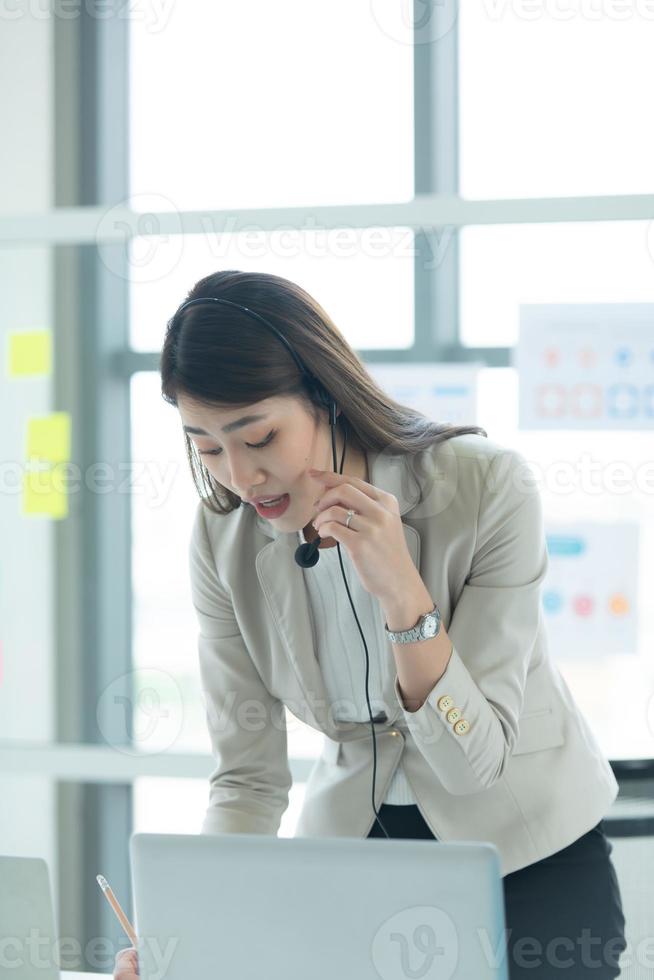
[2,1,654,974]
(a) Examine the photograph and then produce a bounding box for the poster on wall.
[366,362,483,428]
[515,303,654,430]
[542,521,639,658]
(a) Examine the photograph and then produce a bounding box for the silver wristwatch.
[384,604,441,644]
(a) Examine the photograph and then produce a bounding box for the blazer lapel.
[253,447,422,737]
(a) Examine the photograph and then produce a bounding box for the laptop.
[0,855,60,980]
[130,831,509,980]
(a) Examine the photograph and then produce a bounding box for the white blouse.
[297,526,416,806]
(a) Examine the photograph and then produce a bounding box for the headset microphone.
[176,295,391,839]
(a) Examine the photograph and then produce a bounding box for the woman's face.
[177,393,368,532]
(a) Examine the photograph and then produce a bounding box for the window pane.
[128,229,414,351]
[459,7,654,198]
[477,367,654,761]
[460,221,654,348]
[129,1,413,210]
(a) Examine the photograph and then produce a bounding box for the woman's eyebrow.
[183,413,268,436]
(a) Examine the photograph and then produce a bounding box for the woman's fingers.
[114,946,139,978]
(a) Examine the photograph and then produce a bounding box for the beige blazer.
[189,432,618,877]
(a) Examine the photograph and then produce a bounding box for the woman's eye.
[198,430,276,456]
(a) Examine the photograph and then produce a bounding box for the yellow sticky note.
[8,329,52,377]
[26,412,71,463]
[23,466,68,519]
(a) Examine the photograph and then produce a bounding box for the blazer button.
[453,719,470,735]
[446,707,462,724]
[437,695,454,712]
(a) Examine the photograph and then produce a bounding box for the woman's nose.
[223,458,264,495]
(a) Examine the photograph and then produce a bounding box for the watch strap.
[384,604,441,644]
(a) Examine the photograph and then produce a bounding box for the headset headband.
[175,295,336,424]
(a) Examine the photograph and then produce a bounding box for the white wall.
[0,6,58,916]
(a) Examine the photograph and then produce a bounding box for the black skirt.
[368,804,627,979]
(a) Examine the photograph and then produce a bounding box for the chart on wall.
[515,303,654,429]
[542,522,639,658]
[366,362,483,428]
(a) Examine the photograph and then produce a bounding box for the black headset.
[175,295,391,839]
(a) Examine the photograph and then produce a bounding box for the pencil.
[96,874,139,948]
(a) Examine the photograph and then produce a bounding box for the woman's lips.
[253,493,290,518]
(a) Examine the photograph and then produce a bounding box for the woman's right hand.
[114,946,139,979]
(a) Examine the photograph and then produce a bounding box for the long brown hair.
[160,270,488,515]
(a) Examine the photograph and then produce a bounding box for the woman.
[114,270,626,980]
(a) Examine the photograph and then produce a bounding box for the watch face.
[423,616,438,638]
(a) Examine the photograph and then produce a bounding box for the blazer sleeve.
[392,447,549,795]
[189,501,293,835]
